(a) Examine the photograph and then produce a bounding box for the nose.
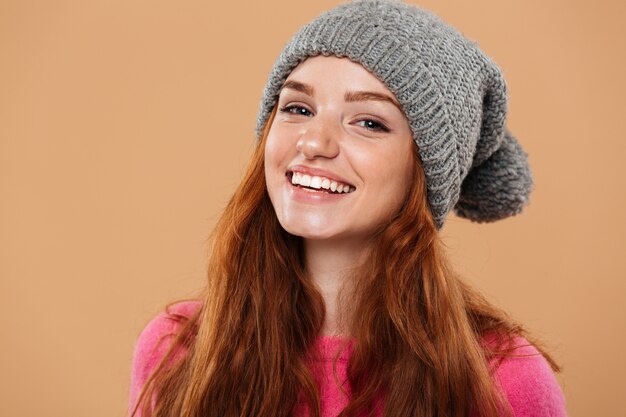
[295,112,340,160]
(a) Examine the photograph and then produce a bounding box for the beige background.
[1,0,624,416]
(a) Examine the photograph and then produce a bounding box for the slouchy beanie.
[255,0,533,230]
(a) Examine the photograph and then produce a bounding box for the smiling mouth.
[286,171,356,194]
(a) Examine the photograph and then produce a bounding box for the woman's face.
[264,55,415,244]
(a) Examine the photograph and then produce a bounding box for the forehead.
[283,55,392,94]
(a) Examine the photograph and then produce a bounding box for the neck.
[304,237,370,337]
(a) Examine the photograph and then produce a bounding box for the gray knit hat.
[255,0,533,230]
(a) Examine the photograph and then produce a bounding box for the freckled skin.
[264,55,415,245]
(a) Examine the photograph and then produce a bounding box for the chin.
[279,220,340,241]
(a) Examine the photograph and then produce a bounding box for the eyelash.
[278,105,391,133]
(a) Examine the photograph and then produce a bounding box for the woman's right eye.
[279,105,312,117]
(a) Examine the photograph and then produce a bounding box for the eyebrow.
[280,80,403,113]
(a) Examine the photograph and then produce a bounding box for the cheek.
[264,132,285,178]
[264,132,278,166]
[361,146,414,212]
[264,129,294,207]
[264,127,295,167]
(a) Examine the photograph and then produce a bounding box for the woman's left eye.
[356,119,390,133]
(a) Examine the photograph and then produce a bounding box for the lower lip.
[285,176,353,204]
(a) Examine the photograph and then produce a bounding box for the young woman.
[128,1,568,416]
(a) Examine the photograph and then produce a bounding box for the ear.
[454,128,534,223]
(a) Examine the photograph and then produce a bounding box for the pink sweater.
[128,301,567,417]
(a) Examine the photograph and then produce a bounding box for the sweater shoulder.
[128,300,202,416]
[491,337,568,417]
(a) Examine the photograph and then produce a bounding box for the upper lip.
[286,164,355,188]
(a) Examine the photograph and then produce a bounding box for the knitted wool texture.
[255,0,533,230]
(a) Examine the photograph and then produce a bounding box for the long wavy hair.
[131,105,560,417]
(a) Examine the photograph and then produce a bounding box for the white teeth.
[289,171,354,193]
[309,176,322,189]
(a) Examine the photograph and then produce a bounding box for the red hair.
[131,105,559,417]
